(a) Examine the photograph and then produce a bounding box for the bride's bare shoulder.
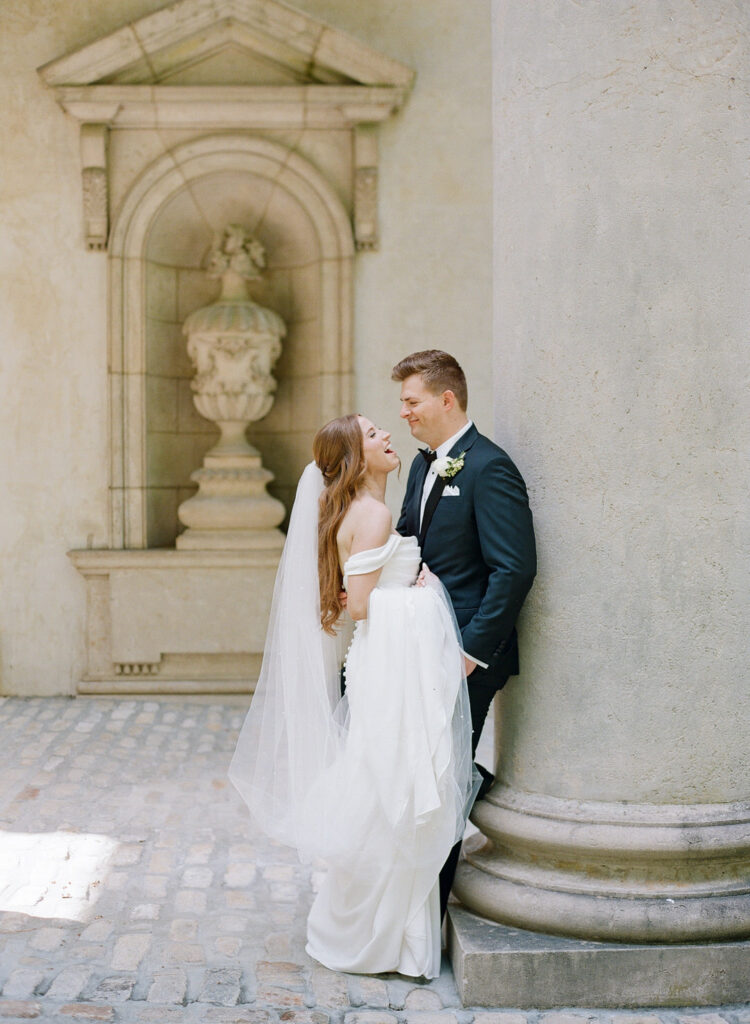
[338,496,393,561]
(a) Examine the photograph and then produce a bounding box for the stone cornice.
[53,83,410,129]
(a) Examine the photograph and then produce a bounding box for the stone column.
[452,0,750,989]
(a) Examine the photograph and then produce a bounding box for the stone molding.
[455,783,750,942]
[114,661,160,677]
[70,549,282,570]
[108,133,354,549]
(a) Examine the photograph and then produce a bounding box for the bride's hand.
[415,564,439,588]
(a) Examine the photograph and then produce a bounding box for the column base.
[448,903,750,1008]
[454,785,750,943]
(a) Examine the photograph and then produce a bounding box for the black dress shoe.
[476,763,494,801]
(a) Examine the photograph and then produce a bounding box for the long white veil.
[229,462,346,849]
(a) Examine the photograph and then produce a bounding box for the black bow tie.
[419,448,437,464]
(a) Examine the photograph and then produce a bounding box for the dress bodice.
[343,534,420,590]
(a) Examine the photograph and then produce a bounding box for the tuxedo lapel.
[419,424,479,549]
[408,457,430,536]
[419,473,446,548]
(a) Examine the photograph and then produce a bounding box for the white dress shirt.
[417,420,488,670]
[419,420,474,526]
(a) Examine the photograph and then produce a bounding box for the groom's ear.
[442,389,456,411]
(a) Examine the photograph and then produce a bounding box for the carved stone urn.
[177,225,286,550]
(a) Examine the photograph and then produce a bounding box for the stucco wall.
[0,0,491,695]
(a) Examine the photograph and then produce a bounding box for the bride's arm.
[344,504,392,622]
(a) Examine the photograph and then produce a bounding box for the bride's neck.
[359,472,387,503]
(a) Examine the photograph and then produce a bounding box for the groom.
[392,349,536,918]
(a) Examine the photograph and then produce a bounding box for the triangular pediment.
[139,40,312,86]
[39,0,414,89]
[107,35,323,87]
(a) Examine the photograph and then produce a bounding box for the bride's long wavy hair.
[312,414,366,635]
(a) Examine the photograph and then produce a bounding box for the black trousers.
[438,673,508,921]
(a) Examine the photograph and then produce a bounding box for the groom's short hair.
[391,350,468,411]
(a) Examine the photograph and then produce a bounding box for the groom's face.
[399,374,449,449]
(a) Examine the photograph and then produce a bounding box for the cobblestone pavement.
[0,696,747,1024]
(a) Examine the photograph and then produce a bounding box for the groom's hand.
[464,657,477,677]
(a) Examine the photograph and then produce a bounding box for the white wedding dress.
[304,533,472,979]
[229,463,475,982]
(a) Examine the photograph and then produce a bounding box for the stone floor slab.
[0,697,747,1024]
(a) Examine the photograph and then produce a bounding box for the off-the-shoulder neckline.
[342,533,416,568]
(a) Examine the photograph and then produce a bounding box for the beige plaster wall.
[494,0,750,803]
[0,0,491,695]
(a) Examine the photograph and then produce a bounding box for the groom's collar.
[434,420,474,459]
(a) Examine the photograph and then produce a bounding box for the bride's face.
[358,416,399,475]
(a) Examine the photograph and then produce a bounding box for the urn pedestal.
[177,449,285,552]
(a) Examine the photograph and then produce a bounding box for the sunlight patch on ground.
[0,830,119,921]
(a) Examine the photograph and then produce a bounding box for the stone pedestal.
[68,549,281,693]
[448,906,750,1009]
[451,0,750,1004]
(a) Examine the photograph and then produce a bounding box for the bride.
[229,413,477,979]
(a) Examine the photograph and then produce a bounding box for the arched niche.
[108,134,354,548]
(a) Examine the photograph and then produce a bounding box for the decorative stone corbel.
[353,126,379,252]
[80,123,109,251]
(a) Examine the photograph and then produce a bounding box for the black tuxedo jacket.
[397,424,536,685]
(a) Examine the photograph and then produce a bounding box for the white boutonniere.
[434,451,465,479]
